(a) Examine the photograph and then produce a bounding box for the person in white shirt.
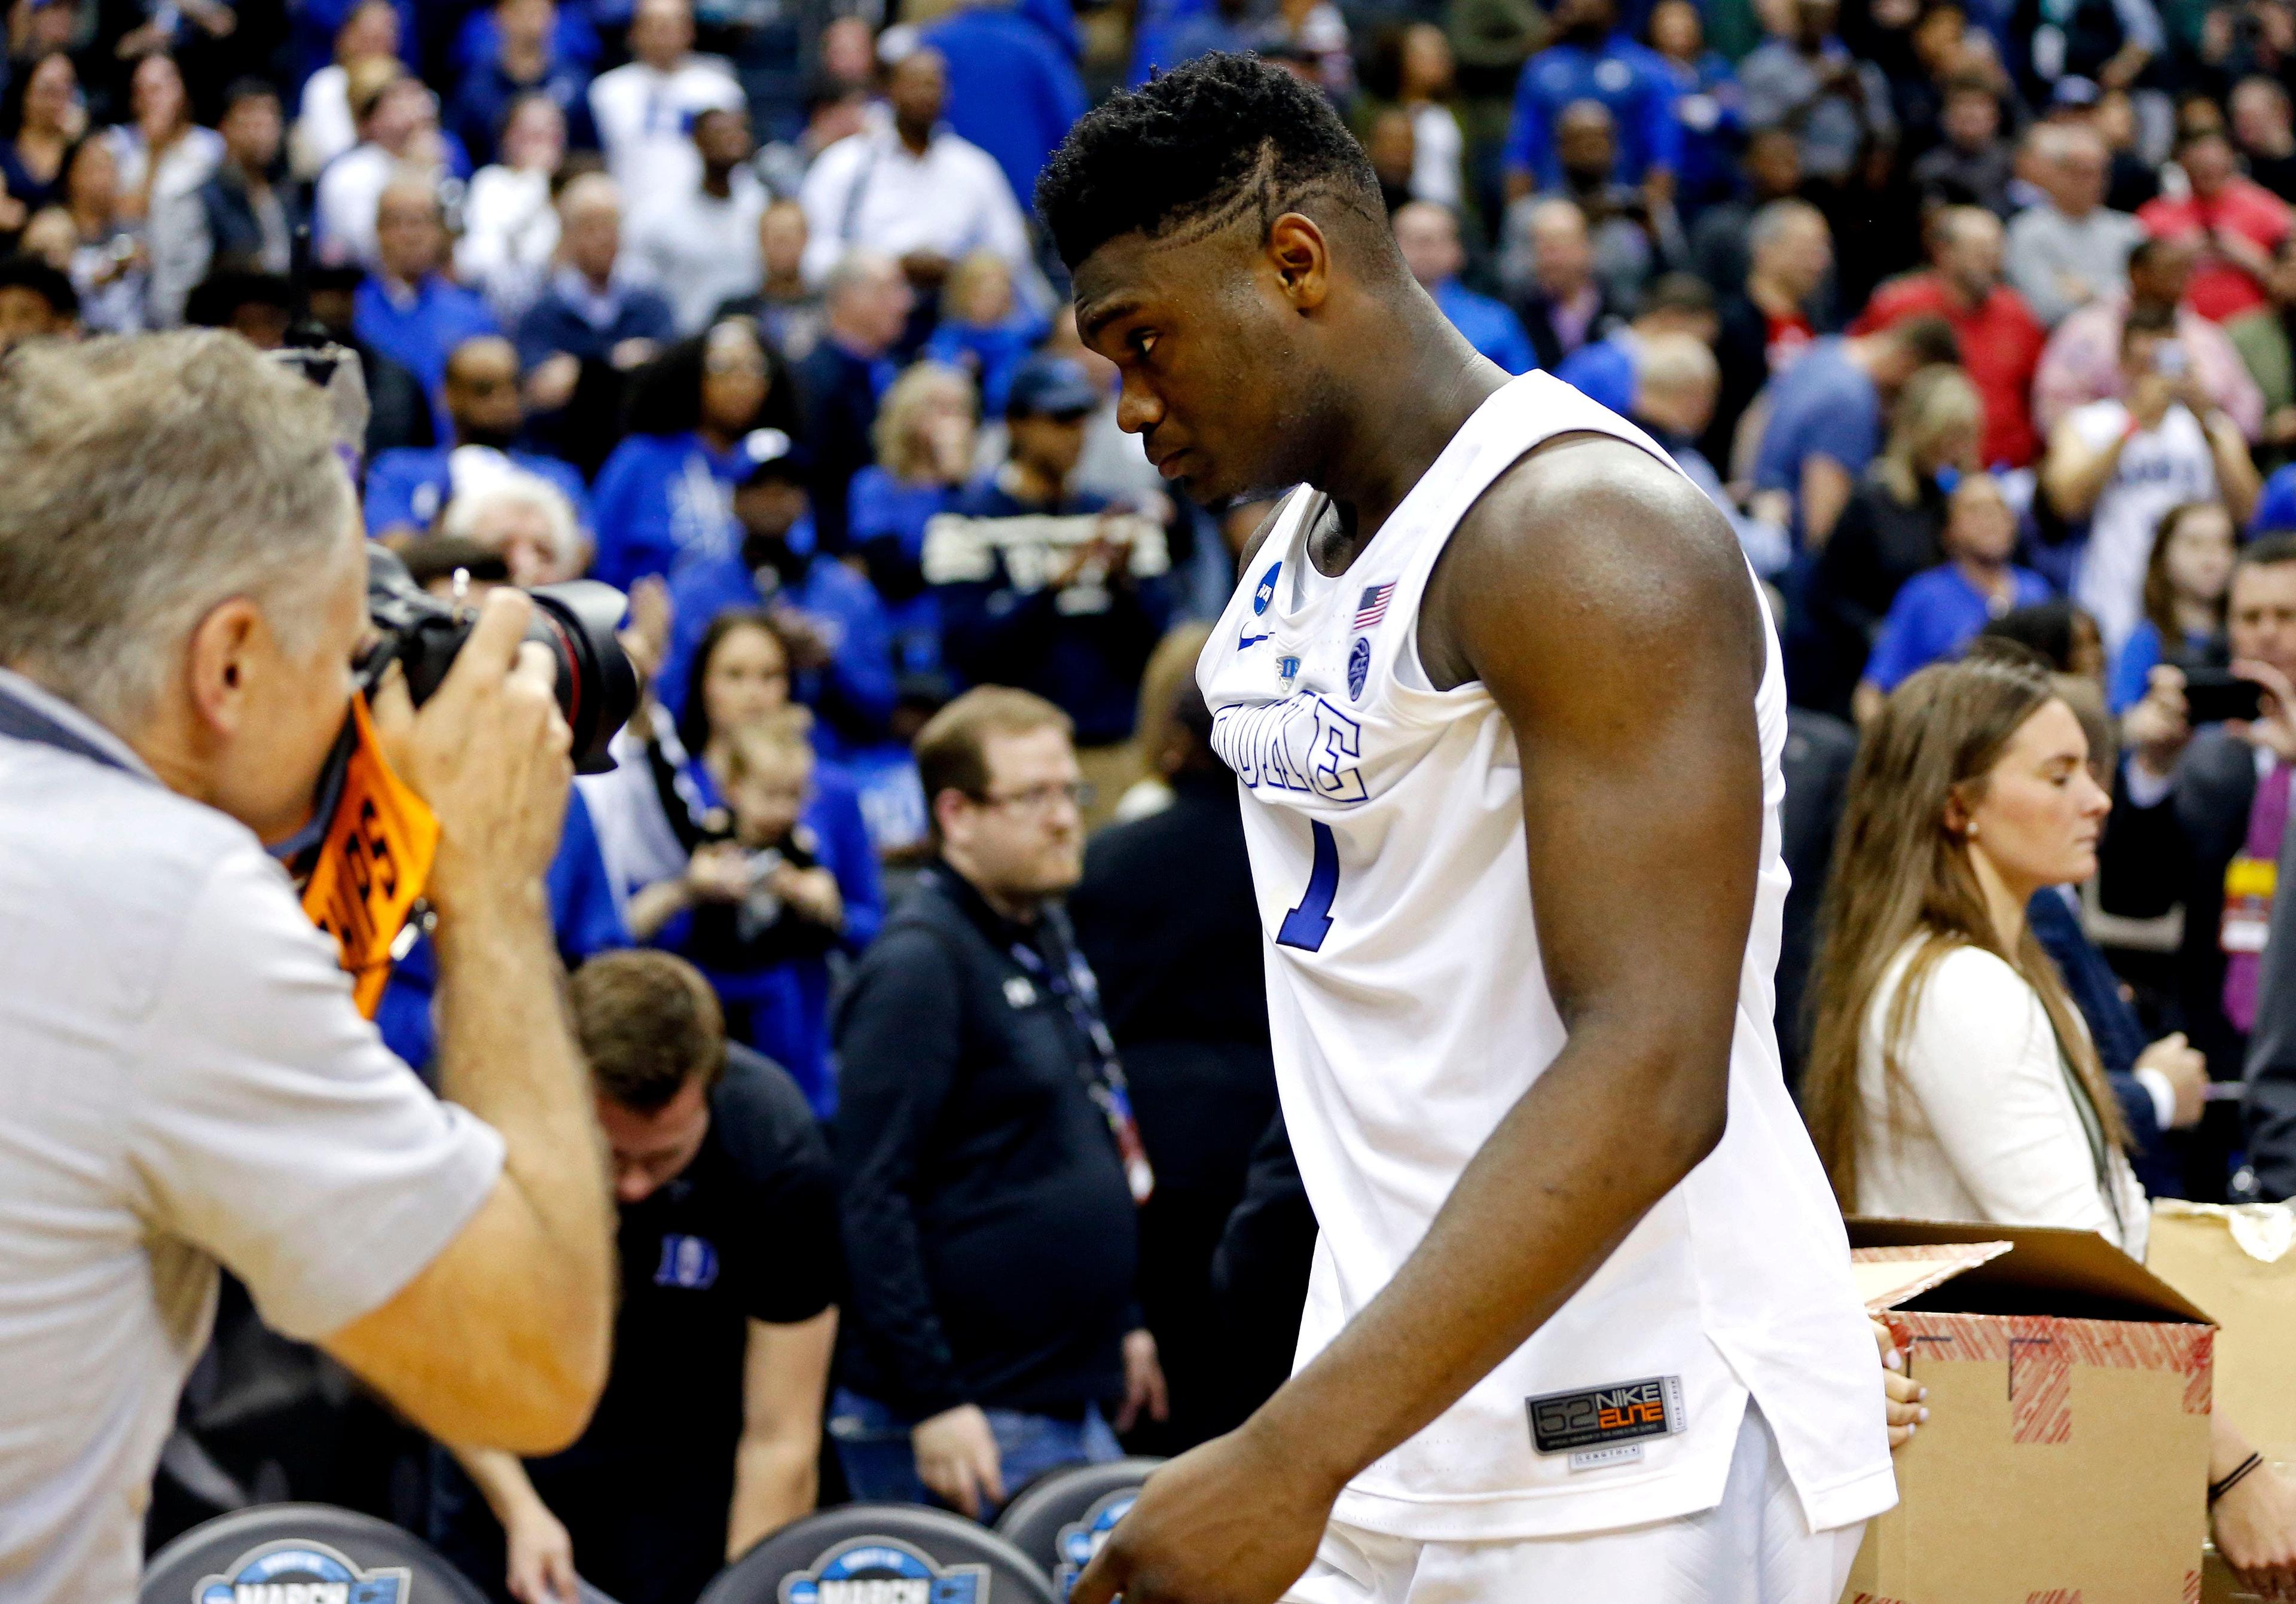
[457,91,568,323]
[1801,650,2296,1595]
[2041,307,2260,654]
[293,0,402,178]
[587,0,744,208]
[0,331,615,1604]
[797,45,1038,305]
[629,103,765,334]
[314,71,449,268]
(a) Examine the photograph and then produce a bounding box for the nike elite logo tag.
[1526,1376,1685,1472]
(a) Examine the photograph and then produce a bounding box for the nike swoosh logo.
[1238,632,1271,650]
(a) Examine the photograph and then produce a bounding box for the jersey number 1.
[1277,821,1339,952]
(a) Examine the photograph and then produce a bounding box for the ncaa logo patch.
[193,1540,409,1604]
[1346,637,1370,701]
[778,1538,988,1604]
[1253,561,1281,615]
[1053,1491,1137,1599]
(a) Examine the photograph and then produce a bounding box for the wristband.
[2210,1451,2265,1506]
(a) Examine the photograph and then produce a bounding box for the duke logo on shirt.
[654,1233,719,1291]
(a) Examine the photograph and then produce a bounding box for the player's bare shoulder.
[1419,433,1761,694]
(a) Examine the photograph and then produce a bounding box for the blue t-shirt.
[1555,331,1637,415]
[919,4,1086,211]
[1752,338,1882,537]
[922,313,1049,417]
[589,432,742,592]
[352,275,501,442]
[1504,35,1683,190]
[363,445,593,537]
[1433,279,1539,376]
[1664,51,1745,208]
[2251,462,2296,536]
[1866,563,2054,691]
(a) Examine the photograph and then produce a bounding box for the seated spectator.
[587,0,743,204]
[364,334,590,539]
[437,466,588,585]
[937,356,1176,785]
[591,316,800,588]
[455,93,566,323]
[850,360,978,675]
[1910,74,2013,217]
[352,175,502,438]
[1802,652,2296,1588]
[1509,197,1616,369]
[433,951,839,1604]
[2140,126,2294,325]
[1393,199,1537,375]
[1853,206,2047,468]
[1709,195,1831,471]
[1358,22,1470,213]
[0,54,85,228]
[155,80,298,329]
[181,264,295,347]
[831,688,1165,1518]
[1647,0,1742,213]
[2007,121,2145,329]
[1856,472,2052,716]
[660,430,898,758]
[1500,0,1678,205]
[2225,231,2296,465]
[1802,365,1986,714]
[756,80,871,199]
[795,251,914,553]
[1740,0,1895,185]
[1546,97,1683,308]
[920,0,1089,216]
[304,261,436,454]
[635,709,847,1111]
[2041,306,2261,652]
[2233,76,2296,204]
[923,251,1049,417]
[448,0,593,166]
[798,45,1038,308]
[2108,500,2235,712]
[2008,0,2157,106]
[291,0,399,178]
[53,139,146,334]
[0,252,80,352]
[631,105,764,336]
[1690,126,1808,300]
[1629,330,1793,575]
[2036,233,2267,437]
[1557,270,1716,416]
[105,54,221,227]
[712,198,823,362]
[514,172,676,412]
[316,71,461,270]
[1752,314,1961,548]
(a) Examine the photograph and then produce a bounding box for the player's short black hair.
[1036,53,1384,271]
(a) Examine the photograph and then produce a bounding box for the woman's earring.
[1966,822,1980,840]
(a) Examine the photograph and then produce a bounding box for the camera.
[365,544,638,773]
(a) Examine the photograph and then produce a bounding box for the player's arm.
[449,1446,577,1604]
[1073,436,1766,1604]
[726,1309,838,1557]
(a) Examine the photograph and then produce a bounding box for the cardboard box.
[1839,1218,2215,1604]
[2146,1202,2296,1466]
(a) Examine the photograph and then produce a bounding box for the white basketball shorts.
[1281,1406,1866,1604]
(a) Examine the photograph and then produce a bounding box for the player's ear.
[1266,212,1332,314]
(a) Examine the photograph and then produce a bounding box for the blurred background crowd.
[19,0,2296,1584]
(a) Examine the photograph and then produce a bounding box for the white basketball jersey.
[1196,373,1896,1543]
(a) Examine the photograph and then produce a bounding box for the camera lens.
[525,581,639,774]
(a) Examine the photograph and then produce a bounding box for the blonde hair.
[942,250,1015,326]
[720,704,815,787]
[871,360,975,484]
[1873,365,1982,505]
[1803,656,2128,1209]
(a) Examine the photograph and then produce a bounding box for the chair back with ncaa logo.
[699,1504,1057,1604]
[992,1459,1162,1600]
[142,1502,495,1604]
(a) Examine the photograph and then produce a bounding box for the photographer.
[0,332,613,1603]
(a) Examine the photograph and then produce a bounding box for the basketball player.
[1038,56,1895,1604]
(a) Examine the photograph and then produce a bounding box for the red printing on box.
[1897,1313,2213,1441]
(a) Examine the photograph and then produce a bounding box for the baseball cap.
[1005,356,1102,421]
[734,427,814,488]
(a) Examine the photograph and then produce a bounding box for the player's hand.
[1873,1318,1927,1449]
[913,1404,1005,1520]
[2214,1459,2296,1600]
[1071,1422,1339,1604]
[502,1499,578,1604]
[1115,1328,1169,1432]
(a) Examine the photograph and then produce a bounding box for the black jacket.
[793,338,885,555]
[831,865,1138,1420]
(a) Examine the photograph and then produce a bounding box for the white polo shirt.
[0,670,504,1604]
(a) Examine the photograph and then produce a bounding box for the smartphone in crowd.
[2183,669,2267,726]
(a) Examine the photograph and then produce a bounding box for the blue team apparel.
[589,431,744,592]
[1865,563,2054,691]
[1504,34,1684,190]
[362,445,594,536]
[1432,279,1540,376]
[1555,332,1638,415]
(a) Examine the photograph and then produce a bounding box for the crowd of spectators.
[17,0,2296,1588]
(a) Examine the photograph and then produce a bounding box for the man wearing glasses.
[829,686,1168,1519]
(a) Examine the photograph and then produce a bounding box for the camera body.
[365,545,637,773]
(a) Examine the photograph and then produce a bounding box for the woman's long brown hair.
[1802,656,2129,1210]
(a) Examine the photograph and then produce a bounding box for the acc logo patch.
[1053,1490,1136,1599]
[1346,637,1370,701]
[1253,561,1281,615]
[778,1539,988,1604]
[194,1540,410,1604]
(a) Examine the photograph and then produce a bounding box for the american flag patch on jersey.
[1353,582,1396,630]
